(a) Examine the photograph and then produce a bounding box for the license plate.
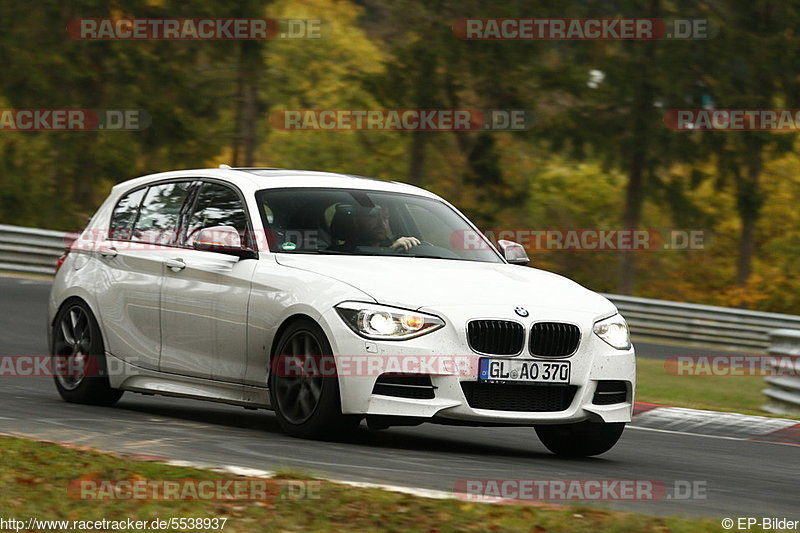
[478,358,570,384]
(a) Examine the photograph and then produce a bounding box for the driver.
[334,205,421,251]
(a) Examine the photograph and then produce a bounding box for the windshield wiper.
[409,254,467,261]
[362,252,468,261]
[281,249,472,261]
[279,249,350,255]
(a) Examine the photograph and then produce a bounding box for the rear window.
[109,188,146,241]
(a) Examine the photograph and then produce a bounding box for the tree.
[0,0,226,226]
[692,0,800,286]
[361,0,550,226]
[542,0,715,293]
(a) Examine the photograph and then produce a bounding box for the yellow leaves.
[265,0,385,90]
[715,274,771,310]
[256,0,395,175]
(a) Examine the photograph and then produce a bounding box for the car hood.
[274,255,615,314]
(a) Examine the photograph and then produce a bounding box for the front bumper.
[319,305,636,426]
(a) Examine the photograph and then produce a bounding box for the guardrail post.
[763,329,800,416]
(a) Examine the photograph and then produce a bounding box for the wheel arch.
[269,313,325,360]
[50,287,101,325]
[49,295,105,353]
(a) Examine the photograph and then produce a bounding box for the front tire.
[535,421,625,457]
[269,319,360,439]
[51,300,123,407]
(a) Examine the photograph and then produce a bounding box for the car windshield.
[255,187,503,263]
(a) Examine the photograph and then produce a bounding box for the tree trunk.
[617,82,653,293]
[232,71,243,166]
[618,150,646,294]
[242,79,259,166]
[736,149,762,286]
[617,0,659,294]
[408,132,426,185]
[233,40,264,166]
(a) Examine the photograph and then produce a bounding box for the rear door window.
[131,182,193,244]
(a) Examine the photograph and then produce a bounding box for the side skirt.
[106,353,271,409]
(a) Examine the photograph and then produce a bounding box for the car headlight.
[593,313,632,350]
[335,302,445,340]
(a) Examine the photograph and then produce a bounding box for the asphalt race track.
[0,275,796,519]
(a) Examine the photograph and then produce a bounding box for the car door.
[159,180,257,382]
[94,181,194,371]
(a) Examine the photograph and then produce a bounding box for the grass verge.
[635,357,799,419]
[0,435,750,532]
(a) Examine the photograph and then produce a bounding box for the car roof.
[110,167,440,200]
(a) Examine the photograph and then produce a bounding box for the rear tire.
[535,421,625,457]
[269,319,361,439]
[51,300,123,407]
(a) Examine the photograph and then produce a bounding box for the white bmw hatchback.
[49,167,635,456]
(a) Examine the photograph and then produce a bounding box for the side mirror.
[498,239,529,265]
[193,226,257,259]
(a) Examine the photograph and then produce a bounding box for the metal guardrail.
[762,330,800,416]
[0,224,68,275]
[2,223,800,352]
[603,293,800,351]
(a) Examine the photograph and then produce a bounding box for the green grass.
[635,357,799,419]
[0,435,753,533]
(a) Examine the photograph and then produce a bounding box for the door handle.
[98,246,118,258]
[164,258,186,272]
